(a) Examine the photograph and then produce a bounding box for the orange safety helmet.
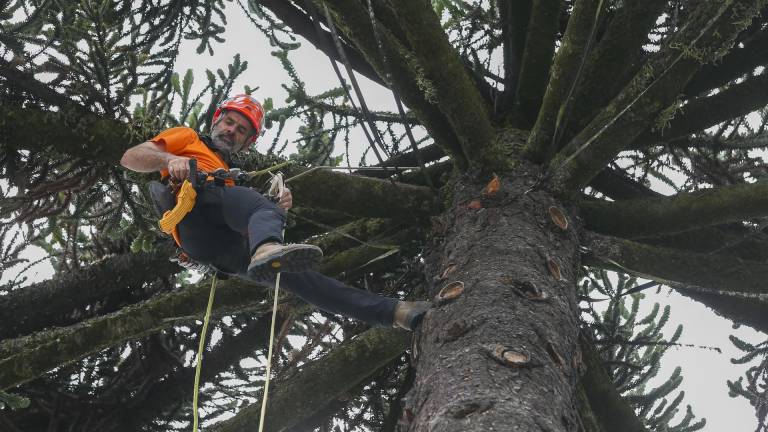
[212,94,266,143]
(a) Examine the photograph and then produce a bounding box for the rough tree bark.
[401,132,583,431]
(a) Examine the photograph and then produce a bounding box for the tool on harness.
[153,160,252,236]
[158,159,200,235]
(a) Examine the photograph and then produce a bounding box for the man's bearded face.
[211,110,255,154]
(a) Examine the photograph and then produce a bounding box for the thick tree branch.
[684,26,768,96]
[583,232,768,297]
[675,288,768,334]
[563,0,667,144]
[499,0,532,108]
[284,207,357,243]
[211,327,410,432]
[375,143,446,169]
[0,246,179,340]
[550,0,763,194]
[287,168,437,220]
[0,278,272,391]
[314,0,467,168]
[513,0,564,127]
[0,105,133,163]
[380,0,497,171]
[524,0,602,163]
[636,71,768,145]
[580,182,768,238]
[318,234,408,278]
[311,217,387,248]
[642,226,768,262]
[587,167,658,200]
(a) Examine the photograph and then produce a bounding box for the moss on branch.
[563,0,668,143]
[583,232,768,297]
[211,327,410,432]
[637,70,768,145]
[524,0,603,163]
[381,0,498,172]
[0,278,270,390]
[550,0,765,194]
[315,0,467,168]
[287,167,437,220]
[580,182,768,238]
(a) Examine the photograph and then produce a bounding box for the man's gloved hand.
[277,188,293,211]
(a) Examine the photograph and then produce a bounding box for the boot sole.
[247,245,322,282]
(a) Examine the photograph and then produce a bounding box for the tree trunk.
[404,148,583,430]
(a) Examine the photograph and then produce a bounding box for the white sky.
[5,2,764,430]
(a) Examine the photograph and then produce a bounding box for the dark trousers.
[177,183,397,327]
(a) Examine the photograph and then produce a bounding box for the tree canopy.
[2,0,768,431]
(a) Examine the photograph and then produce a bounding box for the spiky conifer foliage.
[728,336,768,432]
[581,270,705,431]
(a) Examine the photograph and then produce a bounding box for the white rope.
[258,172,286,432]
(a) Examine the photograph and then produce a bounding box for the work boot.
[247,242,323,282]
[393,301,432,331]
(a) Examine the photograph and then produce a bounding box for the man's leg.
[218,186,322,278]
[178,185,428,329]
[219,185,285,252]
[177,186,250,274]
[277,271,398,327]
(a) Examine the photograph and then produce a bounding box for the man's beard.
[210,130,235,163]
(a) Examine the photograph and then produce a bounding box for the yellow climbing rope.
[258,270,282,432]
[192,273,218,432]
[159,180,197,234]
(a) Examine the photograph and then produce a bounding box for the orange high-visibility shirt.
[150,127,231,247]
[151,127,230,176]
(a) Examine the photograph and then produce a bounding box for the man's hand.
[278,188,293,211]
[167,156,191,180]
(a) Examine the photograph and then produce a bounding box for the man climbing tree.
[120,94,431,331]
[3,0,768,431]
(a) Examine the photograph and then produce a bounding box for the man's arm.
[120,141,190,179]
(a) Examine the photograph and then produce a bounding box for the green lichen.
[652,94,685,134]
